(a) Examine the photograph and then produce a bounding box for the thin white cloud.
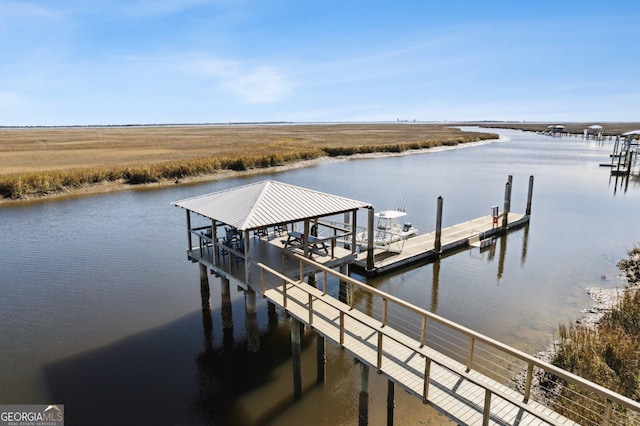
[1,1,61,23]
[184,57,241,77]
[119,0,244,18]
[225,66,294,103]
[180,56,294,103]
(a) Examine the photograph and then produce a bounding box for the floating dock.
[353,212,528,275]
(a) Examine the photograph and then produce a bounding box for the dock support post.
[303,220,310,258]
[316,334,325,384]
[199,264,210,310]
[434,196,443,254]
[291,318,302,399]
[212,220,219,265]
[501,178,512,231]
[245,289,259,352]
[344,212,351,250]
[186,210,192,251]
[359,361,370,426]
[244,230,251,284]
[526,175,534,216]
[221,277,233,330]
[267,301,278,326]
[387,379,395,426]
[351,210,358,255]
[366,207,375,272]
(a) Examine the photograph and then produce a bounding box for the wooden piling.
[359,361,370,426]
[526,175,534,216]
[387,379,395,426]
[245,289,259,352]
[501,181,512,231]
[434,196,443,254]
[366,207,375,272]
[316,334,325,384]
[221,277,233,330]
[199,264,210,310]
[186,210,192,251]
[291,317,302,399]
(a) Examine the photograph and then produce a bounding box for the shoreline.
[513,255,640,401]
[0,137,498,206]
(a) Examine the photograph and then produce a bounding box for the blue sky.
[2,0,639,126]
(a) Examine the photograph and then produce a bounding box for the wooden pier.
[173,178,640,425]
[258,255,640,426]
[354,175,533,275]
[609,131,640,177]
[354,212,528,275]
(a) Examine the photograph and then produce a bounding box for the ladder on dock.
[259,254,640,425]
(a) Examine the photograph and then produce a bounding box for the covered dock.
[172,180,373,290]
[172,178,640,425]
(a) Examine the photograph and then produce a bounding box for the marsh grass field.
[0,123,497,200]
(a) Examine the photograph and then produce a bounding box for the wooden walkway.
[354,213,528,275]
[262,275,577,425]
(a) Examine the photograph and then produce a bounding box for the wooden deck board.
[264,281,578,426]
[354,213,528,274]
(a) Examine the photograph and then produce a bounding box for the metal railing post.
[422,358,431,403]
[340,311,345,346]
[283,280,288,309]
[299,258,304,284]
[524,363,533,401]
[482,389,492,426]
[377,332,383,370]
[603,399,613,426]
[467,336,475,371]
[382,298,388,327]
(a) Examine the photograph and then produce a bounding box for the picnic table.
[282,231,329,256]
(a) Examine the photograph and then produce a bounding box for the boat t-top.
[358,210,417,252]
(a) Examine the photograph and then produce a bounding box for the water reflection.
[6,128,640,424]
[431,260,440,313]
[609,173,638,195]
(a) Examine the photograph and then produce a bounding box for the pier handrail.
[282,252,640,423]
[257,262,569,426]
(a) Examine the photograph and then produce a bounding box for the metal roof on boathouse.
[172,180,372,230]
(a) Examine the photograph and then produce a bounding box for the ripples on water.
[0,128,638,424]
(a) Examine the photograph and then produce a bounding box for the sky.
[1,0,639,126]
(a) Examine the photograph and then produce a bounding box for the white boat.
[358,210,417,252]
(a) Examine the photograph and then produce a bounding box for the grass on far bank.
[548,246,640,424]
[0,124,497,200]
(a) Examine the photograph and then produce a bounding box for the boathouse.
[546,124,565,136]
[584,124,604,140]
[172,179,372,290]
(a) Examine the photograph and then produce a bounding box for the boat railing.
[350,224,409,253]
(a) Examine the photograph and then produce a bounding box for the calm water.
[0,128,638,425]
